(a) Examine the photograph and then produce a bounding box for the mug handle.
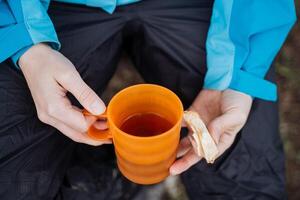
[82,109,113,140]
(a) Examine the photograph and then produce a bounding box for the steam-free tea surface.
[120,113,173,137]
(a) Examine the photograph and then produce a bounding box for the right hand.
[170,89,252,175]
[19,43,111,146]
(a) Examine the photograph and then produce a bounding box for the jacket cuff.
[25,18,60,51]
[0,23,32,63]
[203,69,277,101]
[228,69,277,101]
[0,20,60,65]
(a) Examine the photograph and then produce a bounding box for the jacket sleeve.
[204,0,297,101]
[0,0,60,65]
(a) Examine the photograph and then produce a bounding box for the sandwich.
[183,111,219,163]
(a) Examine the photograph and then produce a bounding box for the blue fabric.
[204,0,297,100]
[0,0,60,65]
[0,0,296,101]
[54,0,140,14]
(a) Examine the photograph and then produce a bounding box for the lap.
[0,61,74,199]
[0,0,285,199]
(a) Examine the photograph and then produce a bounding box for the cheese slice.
[183,111,219,163]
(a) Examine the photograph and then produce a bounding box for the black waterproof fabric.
[0,0,286,199]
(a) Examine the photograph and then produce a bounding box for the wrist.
[189,89,222,116]
[19,43,52,70]
[224,89,253,102]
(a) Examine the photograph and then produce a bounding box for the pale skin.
[169,89,252,175]
[19,43,110,146]
[19,43,253,174]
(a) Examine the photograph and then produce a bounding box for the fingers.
[208,108,248,159]
[170,149,201,175]
[20,48,108,146]
[46,116,112,146]
[84,115,98,128]
[58,70,106,115]
[37,99,110,146]
[176,137,192,158]
[45,97,89,132]
[181,119,187,127]
[217,132,236,156]
[208,112,244,145]
[92,121,108,130]
[39,91,93,133]
[73,105,100,129]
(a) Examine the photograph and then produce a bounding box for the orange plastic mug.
[83,84,183,185]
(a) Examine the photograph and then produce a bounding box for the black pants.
[0,0,286,199]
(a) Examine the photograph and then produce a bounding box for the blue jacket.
[0,0,296,101]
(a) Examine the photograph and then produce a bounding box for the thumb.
[59,71,106,115]
[181,119,187,127]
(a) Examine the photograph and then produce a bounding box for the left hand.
[170,89,253,175]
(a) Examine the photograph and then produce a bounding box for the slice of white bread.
[183,111,219,163]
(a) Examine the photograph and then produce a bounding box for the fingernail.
[170,167,178,176]
[90,100,105,115]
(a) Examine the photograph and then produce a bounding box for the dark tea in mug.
[120,113,173,137]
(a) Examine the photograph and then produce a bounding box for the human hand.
[170,89,252,175]
[19,43,111,146]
